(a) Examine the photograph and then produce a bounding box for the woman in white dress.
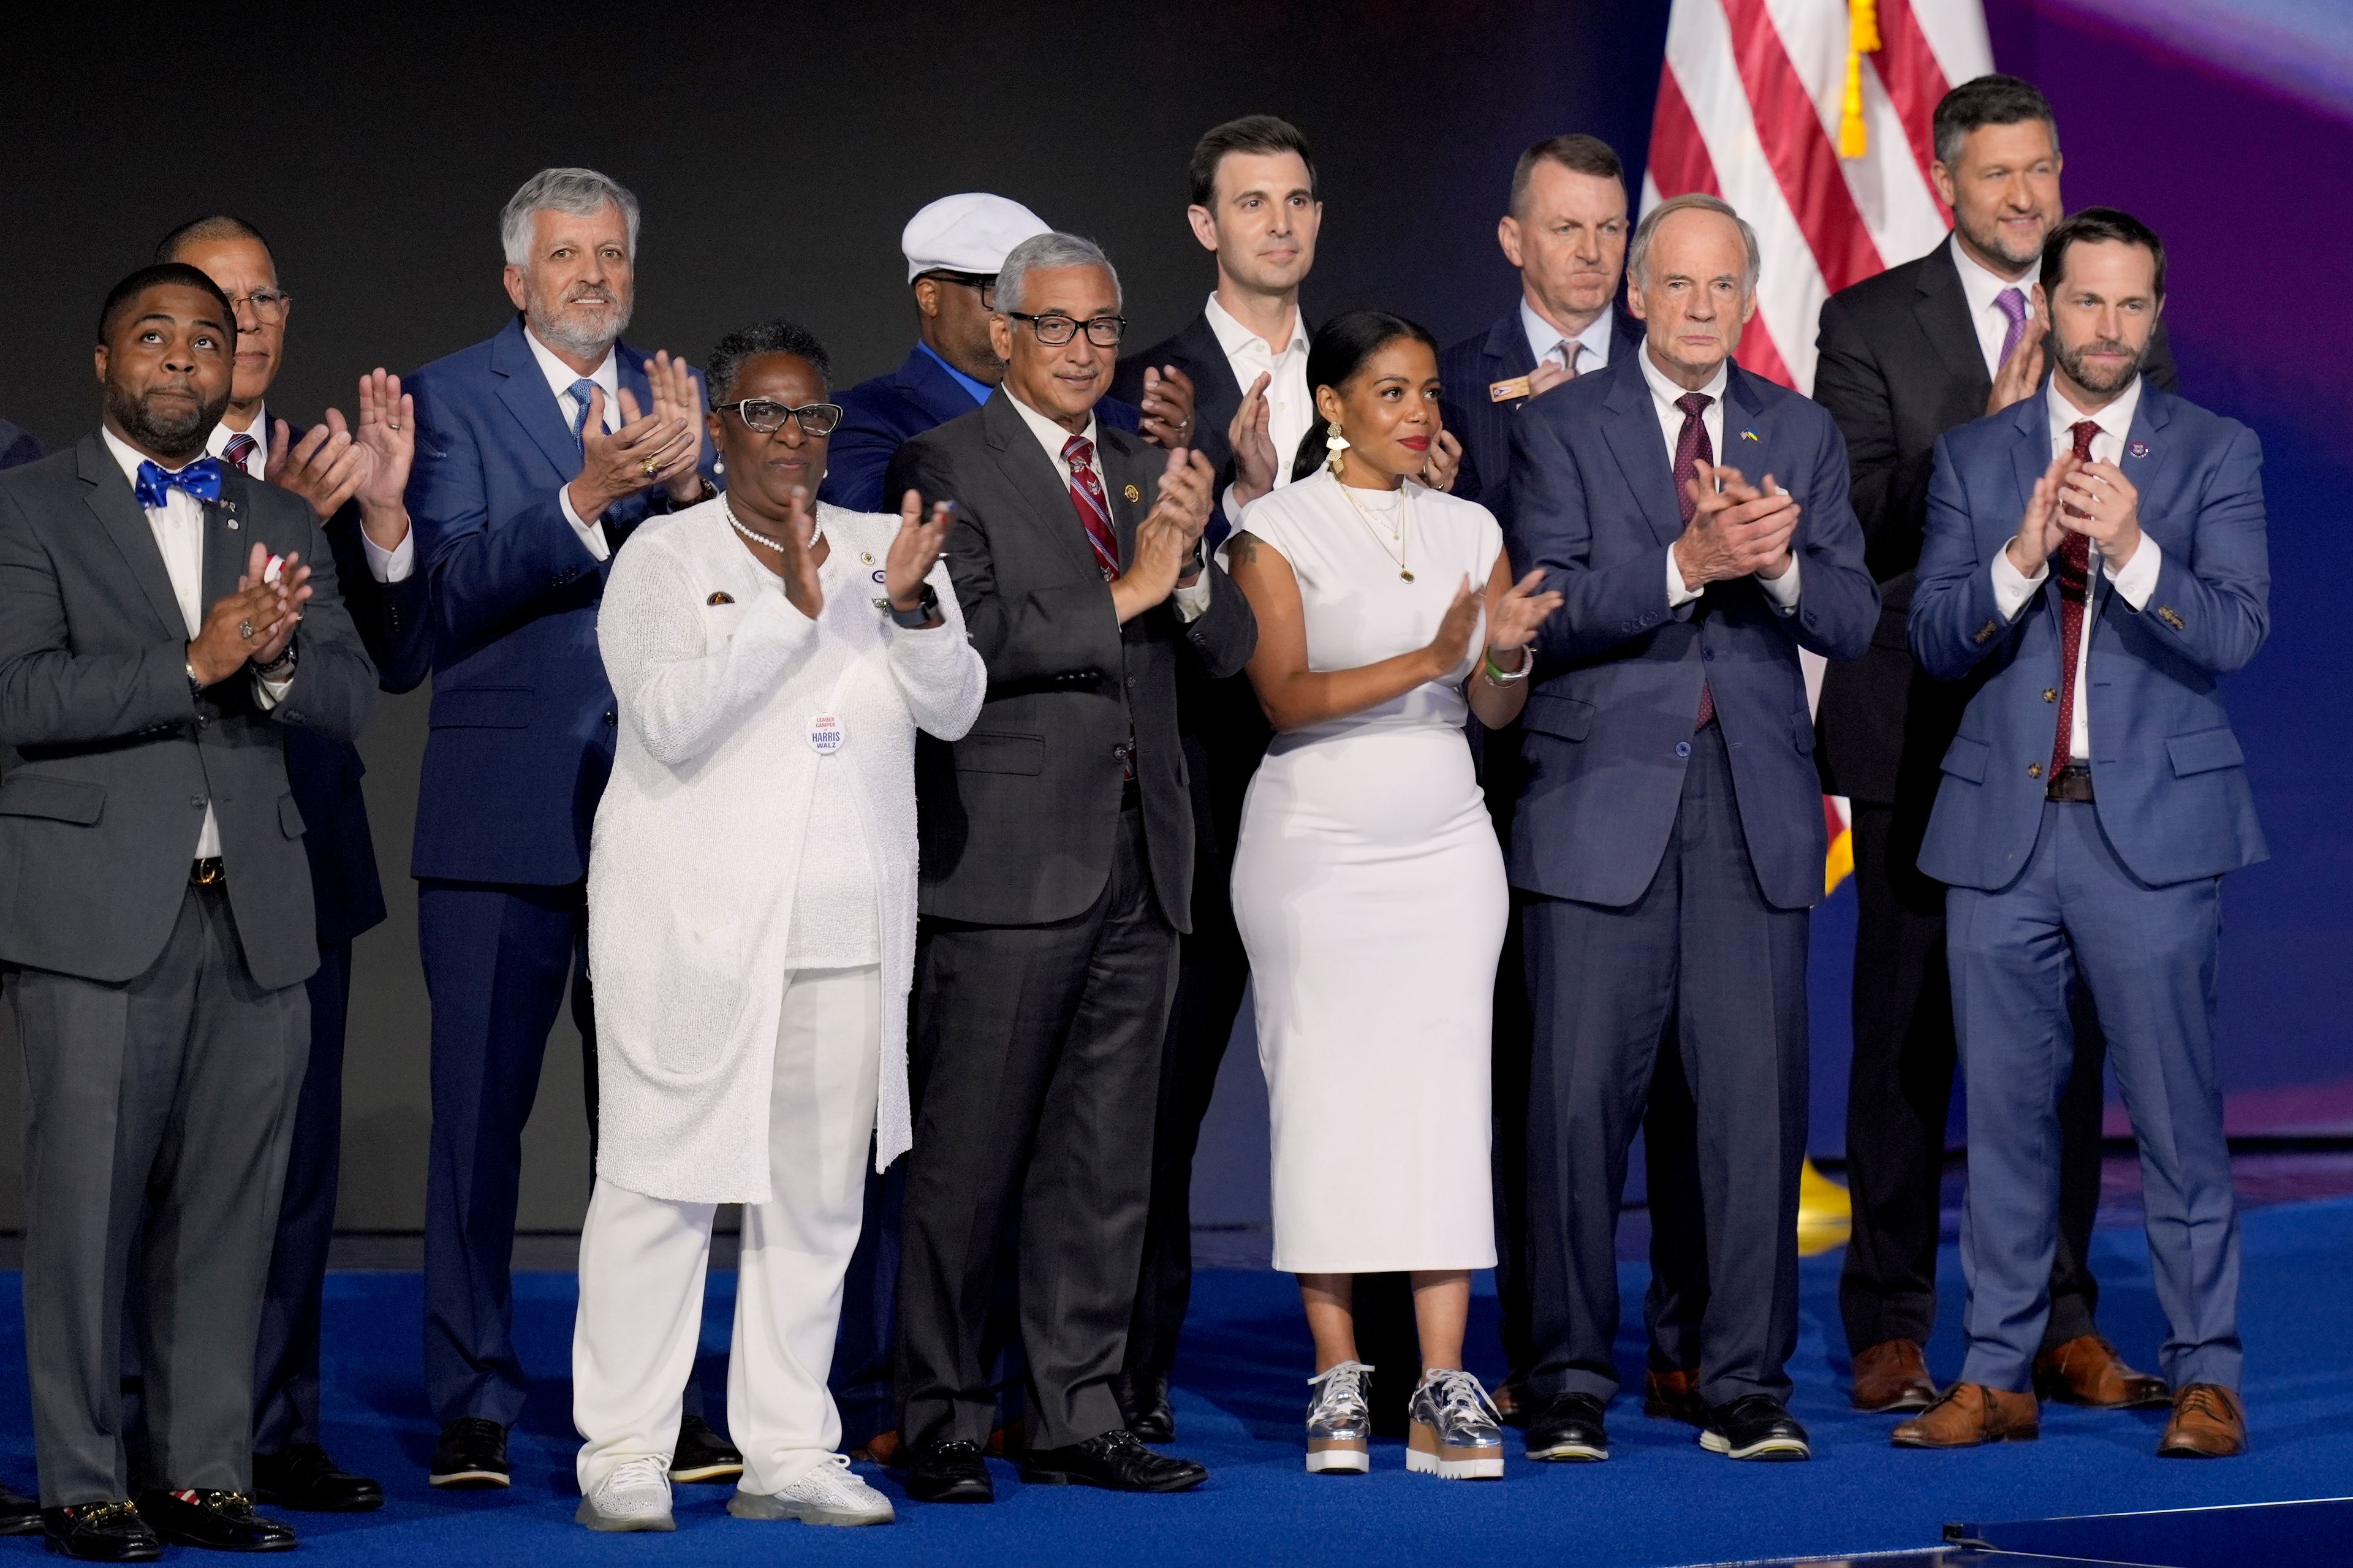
[1224,311,1560,1480]
[570,321,984,1531]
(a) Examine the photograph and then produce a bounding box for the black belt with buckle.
[190,857,225,886]
[2045,763,2096,803]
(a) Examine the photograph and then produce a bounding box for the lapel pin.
[860,551,874,564]
[2129,441,2148,458]
[1740,429,1760,442]
[705,591,734,605]
[1123,483,1141,503]
[226,518,240,530]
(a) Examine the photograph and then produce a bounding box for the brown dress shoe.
[1890,1382,2039,1448]
[2034,1335,2173,1408]
[1851,1339,1939,1413]
[2158,1384,2246,1458]
[1642,1368,1708,1427]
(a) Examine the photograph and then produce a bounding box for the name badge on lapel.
[1489,376,1532,403]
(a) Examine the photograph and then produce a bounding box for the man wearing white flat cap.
[820,194,1194,514]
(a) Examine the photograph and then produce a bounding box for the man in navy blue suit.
[155,216,432,1513]
[1441,134,1644,534]
[1506,194,1877,1464]
[1895,210,2265,1459]
[820,193,1188,515]
[404,167,723,1489]
[1438,133,1710,1431]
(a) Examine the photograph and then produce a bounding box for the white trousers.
[573,964,881,1496]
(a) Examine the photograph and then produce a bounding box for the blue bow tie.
[133,456,225,510]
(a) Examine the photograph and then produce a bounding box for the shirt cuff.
[1665,545,1702,608]
[363,523,415,583]
[1220,483,1245,531]
[254,668,293,709]
[1173,570,1212,623]
[1756,554,1802,613]
[1991,540,2047,621]
[2103,532,2162,610]
[559,483,612,562]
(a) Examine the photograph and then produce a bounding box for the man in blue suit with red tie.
[1895,209,2266,1460]
[1506,194,1877,1465]
[404,167,724,1489]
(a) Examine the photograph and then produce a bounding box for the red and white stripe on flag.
[1643,0,1993,396]
[1645,0,1993,892]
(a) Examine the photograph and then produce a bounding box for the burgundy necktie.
[2048,419,2101,776]
[1673,392,1717,729]
[1063,435,1123,581]
[1063,434,1135,781]
[222,433,258,475]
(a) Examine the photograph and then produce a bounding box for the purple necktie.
[1993,287,2030,373]
[1673,392,1717,730]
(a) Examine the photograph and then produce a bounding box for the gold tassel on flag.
[1840,0,1881,158]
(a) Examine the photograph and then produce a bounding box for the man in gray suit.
[0,263,376,1560]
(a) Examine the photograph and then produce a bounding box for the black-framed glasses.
[714,398,844,436]
[920,269,998,308]
[1005,311,1127,347]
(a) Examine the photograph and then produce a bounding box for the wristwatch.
[1482,646,1533,685]
[885,581,941,628]
[186,656,206,700]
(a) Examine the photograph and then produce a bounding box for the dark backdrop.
[0,0,2343,1232]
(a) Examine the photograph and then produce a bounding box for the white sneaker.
[577,1455,676,1531]
[728,1453,895,1527]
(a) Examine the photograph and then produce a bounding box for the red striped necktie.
[1063,434,1123,580]
[222,433,258,475]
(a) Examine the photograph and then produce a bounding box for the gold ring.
[642,456,661,478]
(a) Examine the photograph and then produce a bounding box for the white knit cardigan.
[586,498,983,1202]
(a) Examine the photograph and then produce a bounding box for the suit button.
[2028,762,2044,779]
[604,710,617,725]
[1126,676,1137,688]
[2042,687,2058,703]
[1703,648,1715,662]
[1113,744,1129,761]
[1675,741,1692,759]
[195,712,210,726]
[189,795,206,809]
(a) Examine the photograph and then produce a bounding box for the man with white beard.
[403,167,724,1490]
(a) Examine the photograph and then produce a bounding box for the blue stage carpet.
[4,1197,2349,1567]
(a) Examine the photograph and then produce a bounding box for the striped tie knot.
[222,433,259,474]
[1062,433,1122,581]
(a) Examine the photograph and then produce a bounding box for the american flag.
[1644,0,1994,895]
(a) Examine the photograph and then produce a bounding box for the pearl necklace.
[1335,476,1414,581]
[724,494,822,558]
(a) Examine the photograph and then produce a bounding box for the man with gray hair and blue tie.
[402,165,724,1491]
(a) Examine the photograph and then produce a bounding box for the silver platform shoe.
[1304,1360,1374,1473]
[1407,1368,1505,1479]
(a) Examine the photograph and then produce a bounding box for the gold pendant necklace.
[1336,477,1414,581]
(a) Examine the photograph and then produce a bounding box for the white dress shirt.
[1520,297,1616,378]
[1205,291,1312,528]
[208,403,414,582]
[1990,375,2158,763]
[1950,233,2036,381]
[1005,391,1210,621]
[1639,347,1802,613]
[524,326,621,562]
[102,426,292,859]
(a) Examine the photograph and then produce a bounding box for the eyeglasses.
[1004,311,1127,347]
[227,290,293,324]
[920,270,998,308]
[714,398,844,436]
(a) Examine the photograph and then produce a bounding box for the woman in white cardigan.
[572,320,983,1532]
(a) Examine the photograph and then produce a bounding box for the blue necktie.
[133,456,225,510]
[569,378,601,450]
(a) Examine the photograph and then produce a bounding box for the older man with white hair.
[404,165,722,1490]
[885,232,1252,1503]
[1504,193,1877,1466]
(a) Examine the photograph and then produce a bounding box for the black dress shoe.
[428,1417,509,1488]
[669,1414,744,1483]
[901,1439,993,1504]
[1021,1429,1207,1492]
[1525,1391,1609,1461]
[0,1482,41,1535]
[135,1490,297,1552]
[1124,1371,1175,1444]
[1700,1394,1811,1461]
[39,1503,161,1562]
[252,1444,384,1512]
